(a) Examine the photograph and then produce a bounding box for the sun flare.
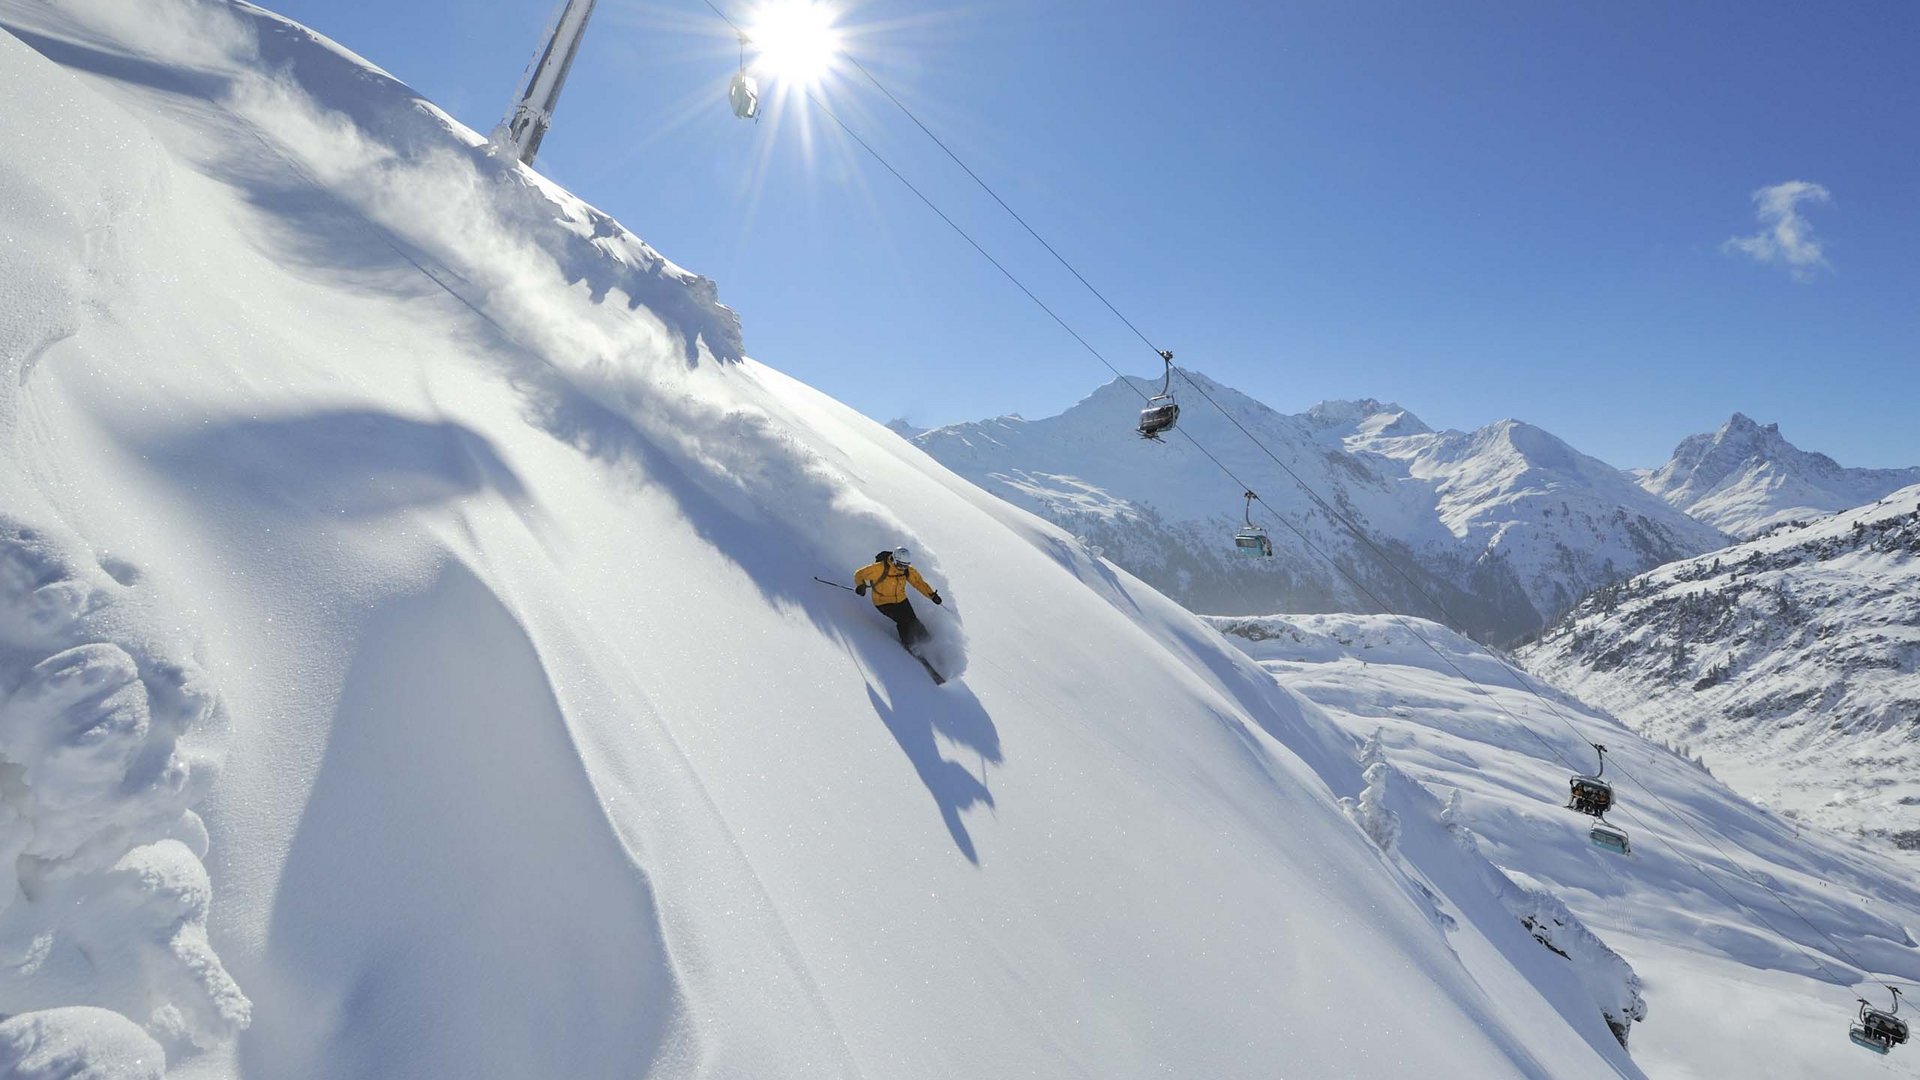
[746,0,844,89]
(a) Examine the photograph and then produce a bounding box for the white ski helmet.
[892,547,912,566]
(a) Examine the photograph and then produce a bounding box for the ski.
[907,646,947,685]
[812,573,946,683]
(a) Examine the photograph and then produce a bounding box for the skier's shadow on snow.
[463,330,1007,862]
[863,681,1000,864]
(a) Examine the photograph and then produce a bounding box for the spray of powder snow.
[218,56,969,676]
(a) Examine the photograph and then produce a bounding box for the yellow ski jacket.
[853,560,935,606]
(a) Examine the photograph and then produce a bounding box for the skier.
[853,548,943,649]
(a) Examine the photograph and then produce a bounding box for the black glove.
[855,583,867,596]
[930,592,943,605]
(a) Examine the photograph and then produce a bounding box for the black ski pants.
[875,599,928,647]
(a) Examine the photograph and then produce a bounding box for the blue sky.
[267,0,1919,469]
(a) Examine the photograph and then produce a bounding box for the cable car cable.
[688,0,1912,1005]
[840,54,1169,361]
[803,51,1891,997]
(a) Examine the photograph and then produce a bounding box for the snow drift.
[0,1,1667,1076]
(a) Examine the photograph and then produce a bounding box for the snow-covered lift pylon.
[490,0,599,167]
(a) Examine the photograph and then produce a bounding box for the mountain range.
[914,383,1920,645]
[914,378,1727,642]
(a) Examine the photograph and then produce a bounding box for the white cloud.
[1723,180,1832,281]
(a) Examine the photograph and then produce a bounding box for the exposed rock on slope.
[1522,486,1920,851]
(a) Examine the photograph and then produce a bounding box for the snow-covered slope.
[916,387,1724,641]
[1640,413,1920,538]
[1213,612,1920,1080]
[0,2,1667,1077]
[1521,487,1920,857]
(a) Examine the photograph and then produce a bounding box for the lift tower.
[490,0,598,166]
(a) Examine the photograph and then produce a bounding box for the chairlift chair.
[1137,350,1180,440]
[1569,776,1614,817]
[1851,989,1908,1055]
[1138,399,1179,439]
[729,34,760,120]
[729,72,760,120]
[1588,821,1631,855]
[1232,491,1273,557]
[1567,743,1615,817]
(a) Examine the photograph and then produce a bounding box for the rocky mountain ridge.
[1521,485,1920,853]
[1639,413,1920,538]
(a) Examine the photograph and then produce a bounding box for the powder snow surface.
[0,2,1683,1077]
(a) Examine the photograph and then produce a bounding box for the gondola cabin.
[1233,528,1273,558]
[1851,1000,1909,1054]
[1137,398,1179,440]
[729,72,760,120]
[1588,821,1630,855]
[1568,775,1614,817]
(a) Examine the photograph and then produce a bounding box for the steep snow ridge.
[919,386,1724,641]
[1641,413,1920,537]
[1522,486,1920,854]
[1212,612,1920,1079]
[0,2,1658,1077]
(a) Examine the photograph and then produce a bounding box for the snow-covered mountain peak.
[1641,414,1920,537]
[1476,418,1579,467]
[1304,397,1431,445]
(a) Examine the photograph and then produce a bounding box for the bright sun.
[746,0,844,88]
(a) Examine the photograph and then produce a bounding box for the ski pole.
[812,576,856,592]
